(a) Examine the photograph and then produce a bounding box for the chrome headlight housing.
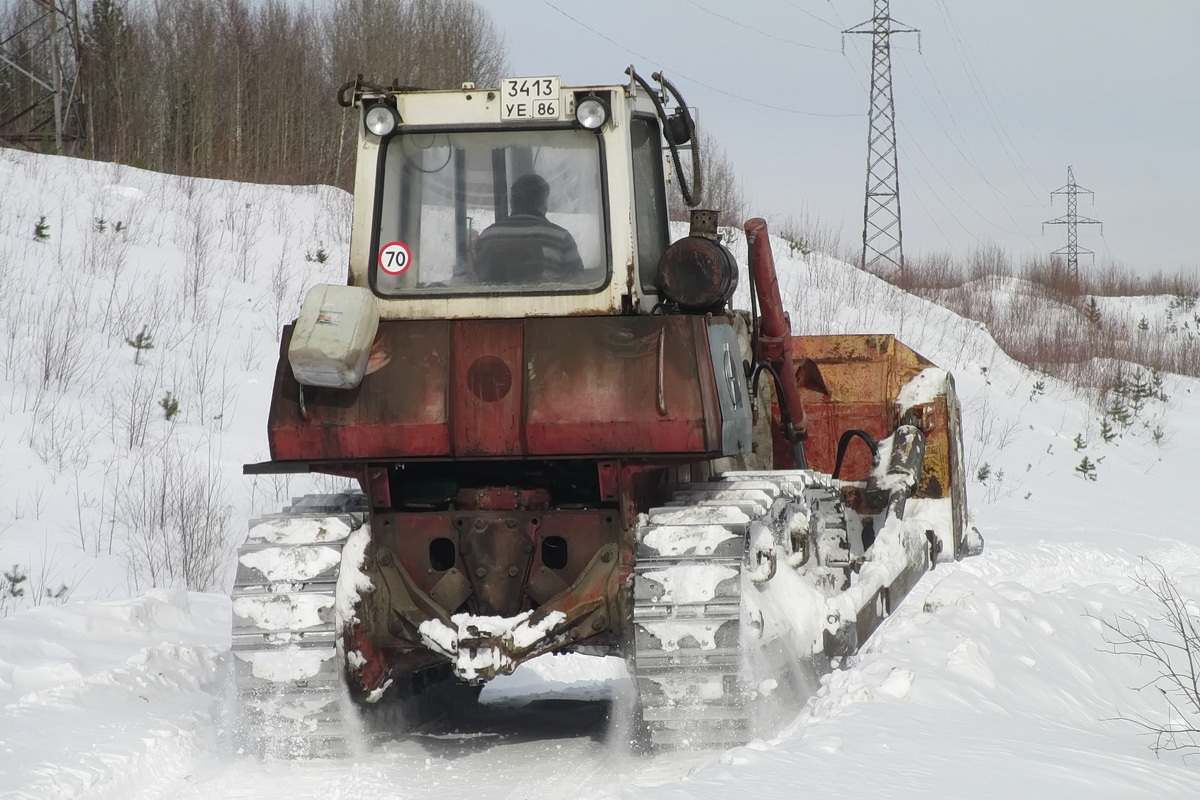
[574,95,610,131]
[364,103,399,137]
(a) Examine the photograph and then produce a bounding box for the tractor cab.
[341,73,681,320]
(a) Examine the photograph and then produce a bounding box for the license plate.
[500,76,561,120]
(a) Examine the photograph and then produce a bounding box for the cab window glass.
[630,116,669,293]
[373,128,607,296]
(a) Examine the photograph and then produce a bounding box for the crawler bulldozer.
[231,68,982,754]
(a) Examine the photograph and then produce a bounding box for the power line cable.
[824,0,848,28]
[912,55,1044,210]
[678,0,840,51]
[898,122,1040,240]
[895,58,1035,231]
[838,2,1045,253]
[932,0,1048,202]
[898,170,966,261]
[538,0,861,118]
[780,0,837,28]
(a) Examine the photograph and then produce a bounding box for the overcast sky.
[473,0,1197,278]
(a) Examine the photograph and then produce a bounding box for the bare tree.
[118,439,231,591]
[1096,560,1200,757]
[8,0,508,189]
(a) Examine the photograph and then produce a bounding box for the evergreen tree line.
[1,0,507,188]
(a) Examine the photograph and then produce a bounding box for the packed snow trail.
[0,592,227,799]
[7,539,1200,799]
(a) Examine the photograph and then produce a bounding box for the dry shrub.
[118,440,232,591]
[1019,256,1082,303]
[889,251,962,293]
[1090,262,1200,298]
[871,249,1200,403]
[773,211,845,264]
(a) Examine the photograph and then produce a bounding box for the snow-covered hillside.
[2,150,1198,798]
[0,150,351,603]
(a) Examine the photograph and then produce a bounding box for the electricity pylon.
[844,0,918,273]
[0,0,85,154]
[1043,166,1102,276]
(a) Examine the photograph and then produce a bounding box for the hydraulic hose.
[626,66,699,208]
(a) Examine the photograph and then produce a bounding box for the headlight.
[574,95,610,130]
[364,103,399,136]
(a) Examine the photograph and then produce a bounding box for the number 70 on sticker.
[378,241,412,275]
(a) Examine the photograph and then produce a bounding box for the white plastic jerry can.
[287,284,380,389]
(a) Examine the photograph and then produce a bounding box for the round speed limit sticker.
[378,241,412,275]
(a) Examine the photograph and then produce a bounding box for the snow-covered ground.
[2,150,1198,798]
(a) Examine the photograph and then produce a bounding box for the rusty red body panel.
[376,508,617,606]
[269,322,452,460]
[744,218,810,447]
[524,316,719,455]
[266,316,726,462]
[454,320,524,457]
[785,334,958,507]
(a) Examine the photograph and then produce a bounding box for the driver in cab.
[474,173,585,284]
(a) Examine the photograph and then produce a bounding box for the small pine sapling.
[1073,433,1087,451]
[1075,457,1098,481]
[1030,379,1046,401]
[1150,369,1167,403]
[126,325,155,365]
[33,216,50,241]
[1106,393,1132,428]
[1128,369,1153,415]
[159,391,180,421]
[3,564,28,599]
[1168,291,1197,312]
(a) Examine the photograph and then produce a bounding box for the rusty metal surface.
[524,316,717,455]
[459,517,536,616]
[453,320,523,457]
[371,507,617,616]
[779,334,922,478]
[744,218,810,447]
[456,487,551,511]
[352,506,622,684]
[786,334,958,509]
[268,315,725,462]
[656,236,738,310]
[901,374,960,504]
[268,321,451,461]
[688,209,721,240]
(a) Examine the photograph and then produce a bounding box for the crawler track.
[632,470,852,749]
[230,492,368,757]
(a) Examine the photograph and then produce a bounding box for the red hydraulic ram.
[744,217,810,468]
